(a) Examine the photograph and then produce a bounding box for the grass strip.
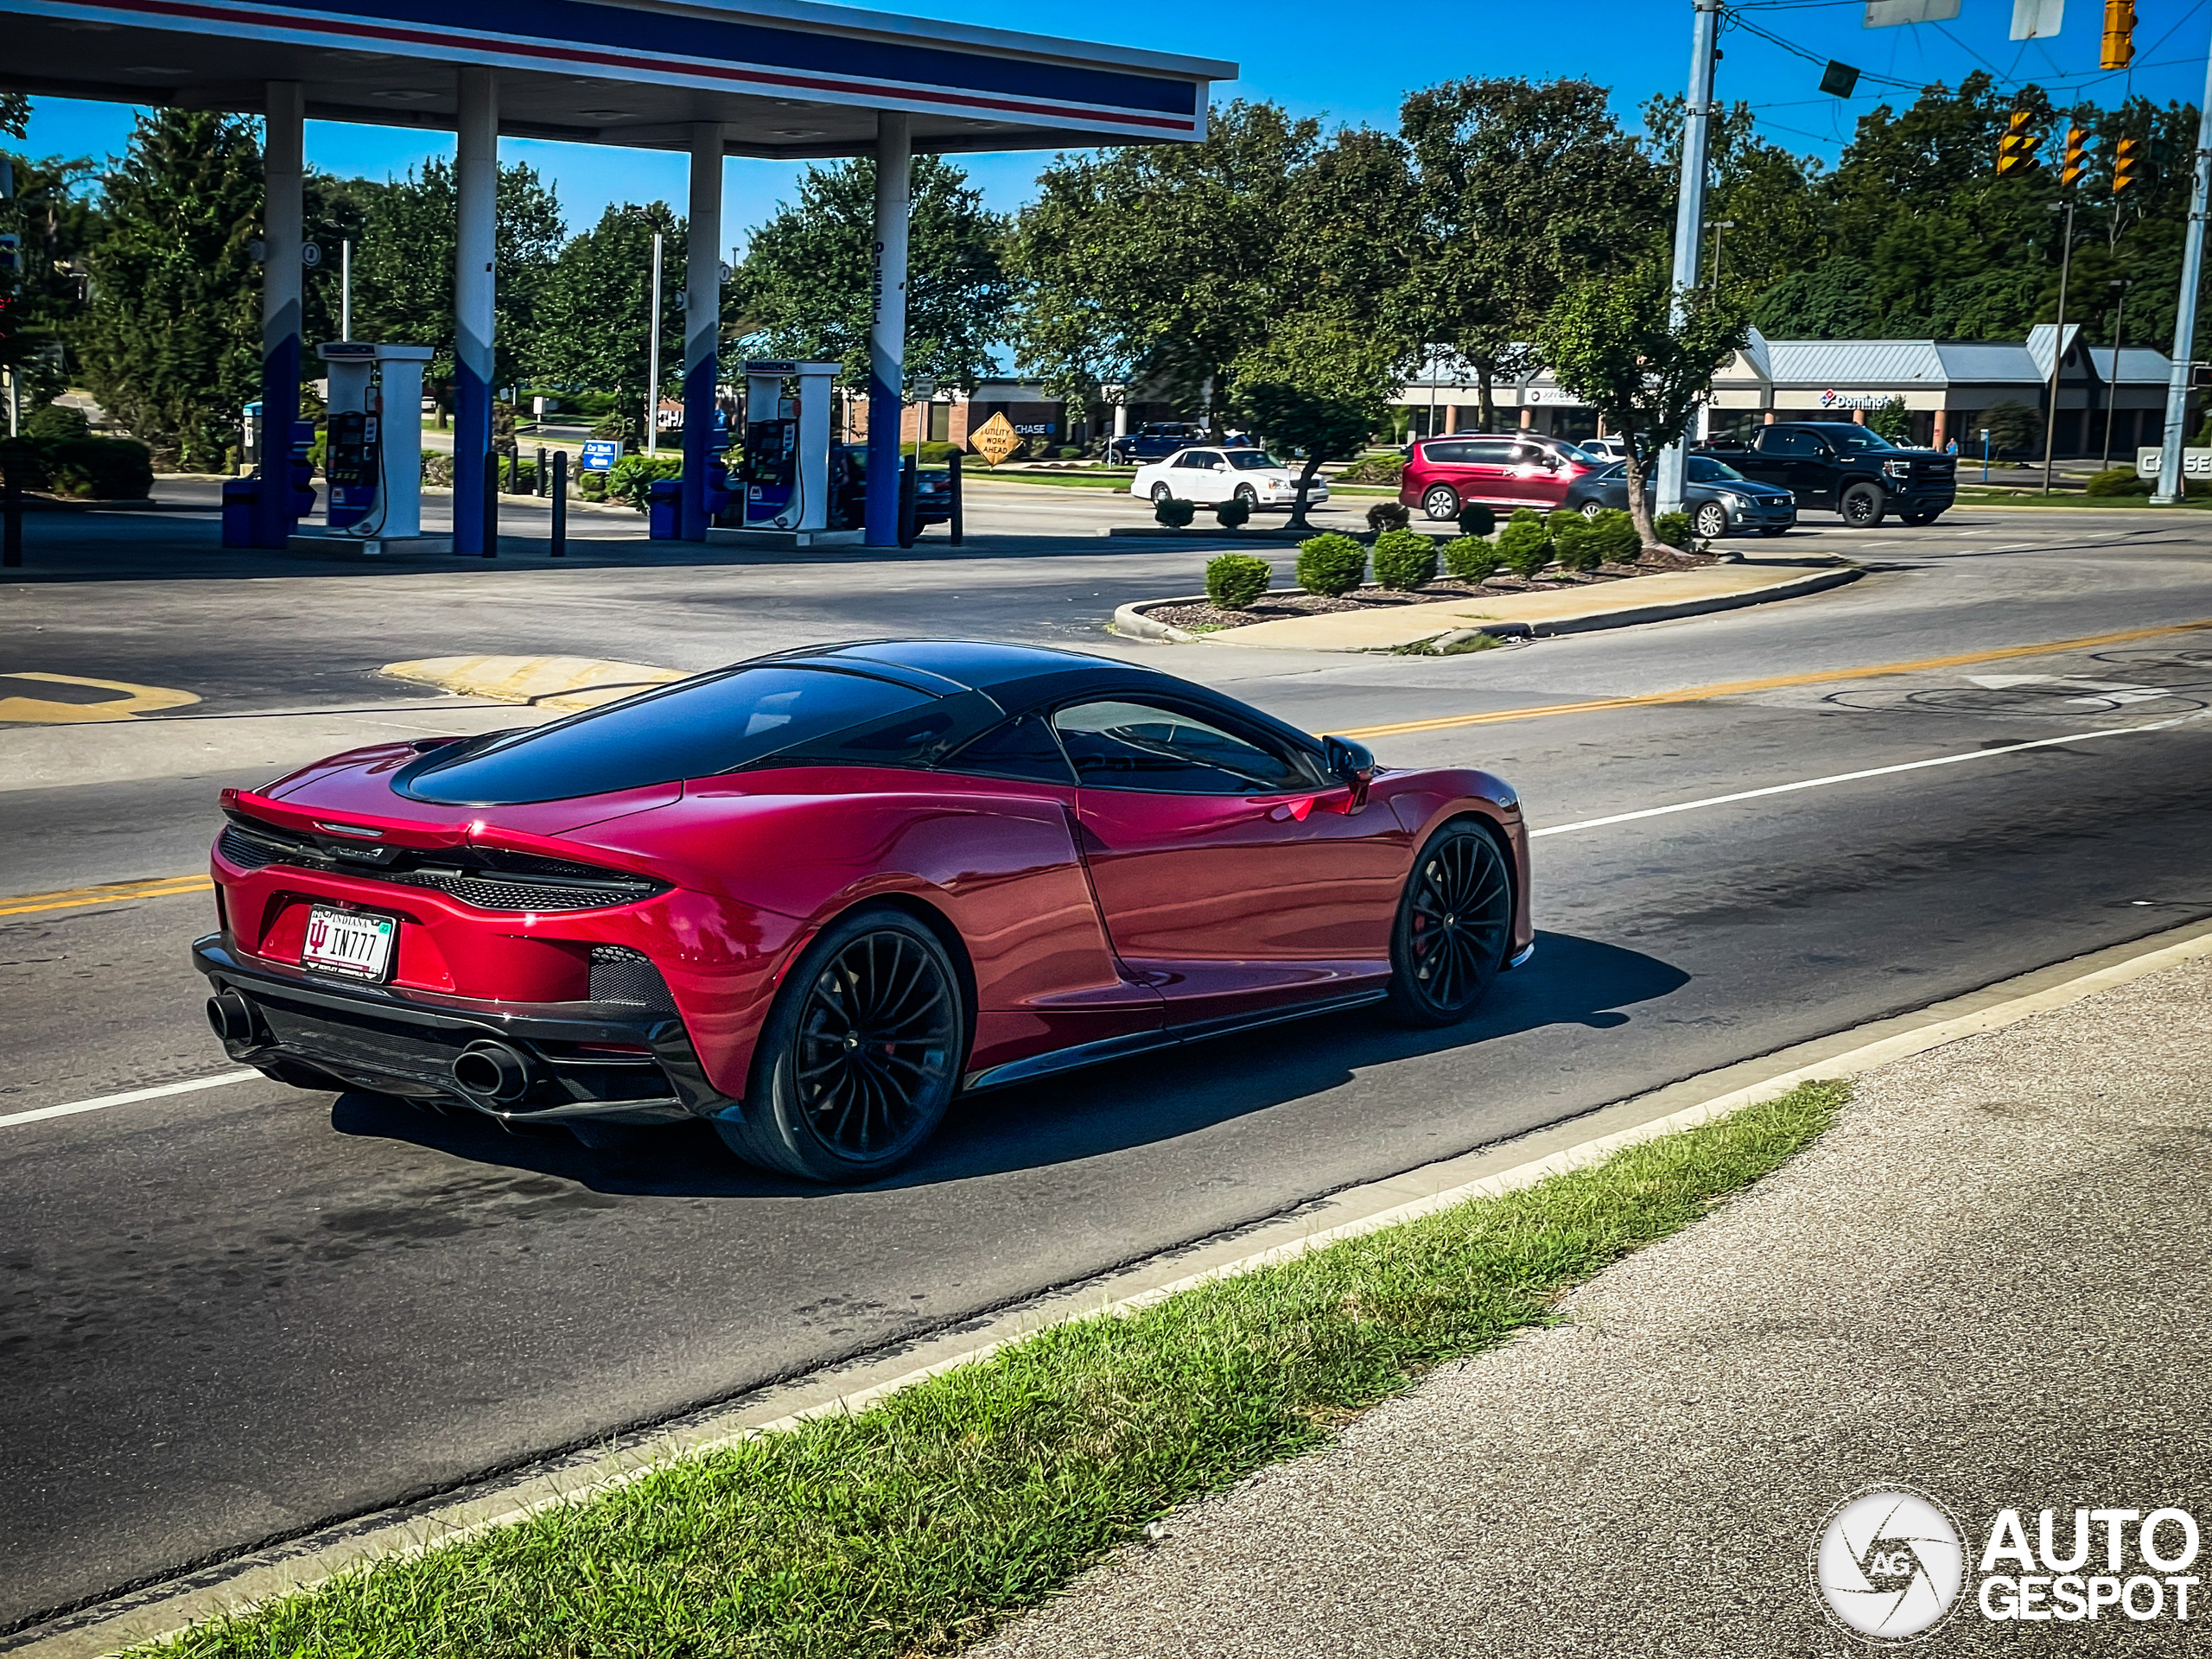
[142,1080,1847,1659]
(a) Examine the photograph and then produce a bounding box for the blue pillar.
[452,67,497,556]
[254,81,303,549]
[680,123,726,540]
[864,112,910,548]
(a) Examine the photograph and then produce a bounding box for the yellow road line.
[1,875,213,918]
[1334,619,2212,741]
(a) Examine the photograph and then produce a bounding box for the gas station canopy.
[9,0,1234,156]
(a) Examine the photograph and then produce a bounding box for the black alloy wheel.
[1692,500,1730,540]
[1422,485,1460,521]
[718,907,964,1182]
[1386,822,1515,1027]
[1839,481,1886,528]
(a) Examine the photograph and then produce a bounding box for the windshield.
[1827,426,1899,454]
[1225,451,1287,470]
[1687,456,1746,483]
[1554,441,1603,466]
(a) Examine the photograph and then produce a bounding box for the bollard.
[535,446,548,498]
[505,449,519,495]
[898,453,918,549]
[483,449,499,557]
[3,470,22,569]
[550,450,567,557]
[948,449,963,546]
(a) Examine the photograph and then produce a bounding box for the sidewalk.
[976,950,2212,1657]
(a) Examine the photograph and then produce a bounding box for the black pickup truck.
[1697,422,1955,528]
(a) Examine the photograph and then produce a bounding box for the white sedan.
[1129,447,1330,512]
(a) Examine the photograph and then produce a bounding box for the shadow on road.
[329,929,1688,1198]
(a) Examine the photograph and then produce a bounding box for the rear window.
[406,667,932,804]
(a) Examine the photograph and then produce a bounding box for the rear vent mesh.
[588,945,676,1009]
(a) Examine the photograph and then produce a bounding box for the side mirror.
[1324,735,1375,809]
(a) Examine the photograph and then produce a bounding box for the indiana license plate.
[302,906,396,982]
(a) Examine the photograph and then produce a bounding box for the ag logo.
[1811,1486,1967,1643]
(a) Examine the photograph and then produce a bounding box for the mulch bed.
[1147,550,1714,632]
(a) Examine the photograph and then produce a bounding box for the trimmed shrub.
[48,436,154,499]
[1496,507,1554,577]
[1456,501,1496,538]
[1586,507,1640,565]
[607,453,682,509]
[1055,445,1085,460]
[1296,532,1368,597]
[2086,467,2153,497]
[1653,510,1694,550]
[1333,453,1407,486]
[1371,527,1439,590]
[1154,495,1197,527]
[577,467,607,499]
[1443,535,1501,582]
[1213,495,1253,529]
[1365,499,1411,534]
[22,404,92,443]
[1205,552,1272,610]
[1548,512,1600,573]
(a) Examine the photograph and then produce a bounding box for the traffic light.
[2061,126,2091,188]
[2103,0,2136,71]
[2113,136,2143,194]
[1998,107,2043,175]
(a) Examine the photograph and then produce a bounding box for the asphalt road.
[3,490,2211,1632]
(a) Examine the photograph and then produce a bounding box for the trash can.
[647,477,681,540]
[220,478,259,548]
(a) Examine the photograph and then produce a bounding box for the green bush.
[606,453,682,509]
[1653,510,1693,550]
[1212,495,1253,529]
[22,403,92,443]
[1365,499,1411,534]
[1496,508,1554,577]
[1548,512,1599,573]
[1371,527,1439,590]
[1055,445,1085,460]
[421,450,454,488]
[47,436,155,499]
[1585,508,1640,565]
[1443,535,1501,583]
[1296,532,1368,597]
[589,414,631,442]
[1456,501,1496,538]
[577,467,608,499]
[1154,495,1196,527]
[1332,453,1407,486]
[1205,552,1273,610]
[2085,467,2153,497]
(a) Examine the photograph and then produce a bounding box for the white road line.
[1530,715,2202,838]
[0,1071,258,1130]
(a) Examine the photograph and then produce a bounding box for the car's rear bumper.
[192,936,735,1125]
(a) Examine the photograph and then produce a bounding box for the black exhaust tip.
[206,989,260,1045]
[452,1040,535,1106]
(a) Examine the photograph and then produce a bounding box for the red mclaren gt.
[195,641,1532,1183]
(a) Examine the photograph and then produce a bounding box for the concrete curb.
[16,914,2212,1659]
[378,655,687,713]
[1113,565,1861,653]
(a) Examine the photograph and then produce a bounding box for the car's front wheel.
[1691,500,1730,540]
[1385,822,1515,1027]
[1839,482,1886,528]
[1580,500,1605,520]
[1421,485,1460,521]
[717,906,965,1183]
[1150,482,1173,504]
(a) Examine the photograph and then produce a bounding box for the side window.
[1469,438,1516,465]
[1425,441,1477,465]
[1759,429,1817,458]
[942,712,1077,786]
[1052,700,1306,795]
[1173,452,1206,469]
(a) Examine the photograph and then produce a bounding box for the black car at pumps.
[1561,454,1797,538]
[1696,422,1956,528]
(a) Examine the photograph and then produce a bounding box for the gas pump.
[302,341,437,553]
[716,359,855,546]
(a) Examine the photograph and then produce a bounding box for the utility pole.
[2041,196,2076,495]
[2154,19,2212,504]
[645,229,664,456]
[2103,278,2129,468]
[1656,0,1721,520]
[340,238,352,340]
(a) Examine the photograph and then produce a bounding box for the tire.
[1150,482,1173,504]
[1691,500,1729,540]
[1234,484,1257,505]
[1580,500,1605,520]
[1839,482,1886,528]
[1421,485,1459,521]
[1385,822,1515,1027]
[716,906,965,1183]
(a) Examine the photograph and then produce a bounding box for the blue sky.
[18,0,2212,249]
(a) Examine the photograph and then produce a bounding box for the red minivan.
[1398,434,1601,520]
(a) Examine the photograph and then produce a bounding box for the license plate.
[302,906,396,982]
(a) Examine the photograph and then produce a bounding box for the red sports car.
[196,641,1532,1183]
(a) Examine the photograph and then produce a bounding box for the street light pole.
[2154,17,2212,505]
[1707,219,1736,288]
[1656,0,1722,520]
[645,229,663,456]
[2040,196,2075,496]
[2102,278,2129,469]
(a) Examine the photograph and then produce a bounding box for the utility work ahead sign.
[969,413,1022,468]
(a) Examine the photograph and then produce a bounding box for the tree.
[0,93,25,142]
[1231,315,1395,532]
[731,155,1009,393]
[528,201,683,444]
[0,149,98,409]
[1400,78,1666,428]
[75,110,262,469]
[1535,266,1749,550]
[1643,97,1821,299]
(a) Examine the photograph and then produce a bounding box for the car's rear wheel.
[1421,485,1459,521]
[1580,500,1605,520]
[1385,822,1515,1027]
[1839,482,1886,528]
[717,906,964,1183]
[1150,482,1173,503]
[1691,500,1729,540]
